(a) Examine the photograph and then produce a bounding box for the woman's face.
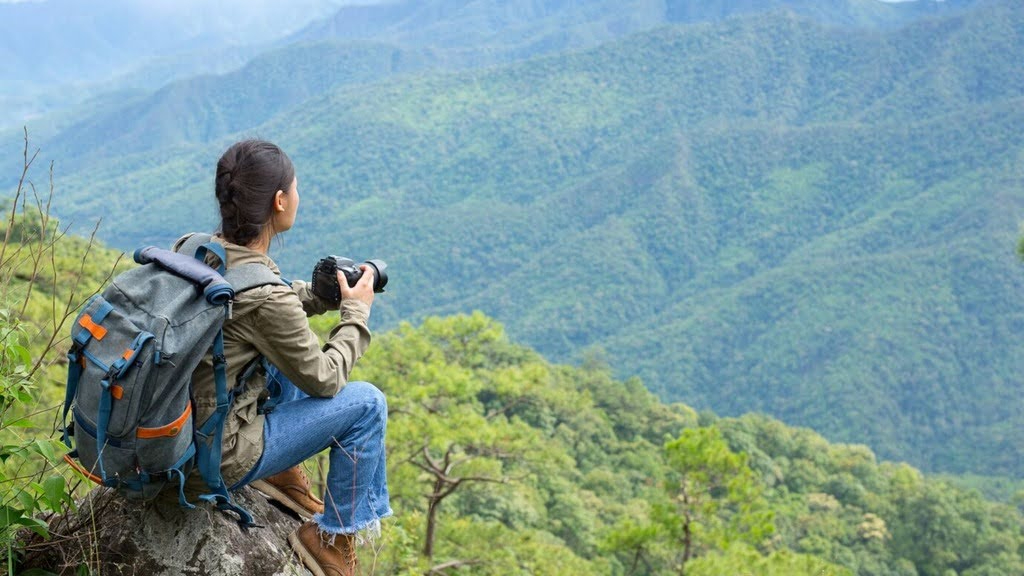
[275,176,300,233]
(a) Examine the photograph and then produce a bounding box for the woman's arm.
[290,279,335,317]
[248,287,372,398]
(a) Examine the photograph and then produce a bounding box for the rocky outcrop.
[21,487,311,575]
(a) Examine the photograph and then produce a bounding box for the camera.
[311,256,388,303]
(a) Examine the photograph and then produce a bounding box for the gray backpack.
[60,235,283,527]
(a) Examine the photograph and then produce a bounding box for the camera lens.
[364,259,388,293]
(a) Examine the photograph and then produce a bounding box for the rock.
[20,487,311,576]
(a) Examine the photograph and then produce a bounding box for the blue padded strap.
[194,325,257,528]
[176,233,214,259]
[61,349,82,448]
[209,330,229,477]
[169,443,197,509]
[196,328,229,491]
[95,376,114,484]
[194,242,227,275]
[171,468,196,510]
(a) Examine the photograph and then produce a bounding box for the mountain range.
[5,0,1023,478]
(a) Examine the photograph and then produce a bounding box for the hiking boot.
[250,466,325,520]
[288,520,358,576]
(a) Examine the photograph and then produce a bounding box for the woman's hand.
[338,265,375,307]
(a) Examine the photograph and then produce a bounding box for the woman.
[178,139,391,576]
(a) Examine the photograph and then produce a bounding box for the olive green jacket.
[174,234,371,487]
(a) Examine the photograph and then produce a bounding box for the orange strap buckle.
[78,314,107,341]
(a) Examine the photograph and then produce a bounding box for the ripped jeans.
[230,366,392,536]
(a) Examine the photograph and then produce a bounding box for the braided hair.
[215,140,295,246]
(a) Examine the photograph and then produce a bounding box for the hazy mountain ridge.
[293,0,981,48]
[0,0,347,131]
[13,0,991,171]
[38,41,441,170]
[0,0,346,85]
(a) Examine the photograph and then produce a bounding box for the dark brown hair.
[215,139,295,246]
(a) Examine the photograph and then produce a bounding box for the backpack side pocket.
[136,397,194,476]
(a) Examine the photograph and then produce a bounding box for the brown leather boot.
[288,520,358,576]
[250,466,325,520]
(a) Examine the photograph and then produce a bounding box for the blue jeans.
[231,366,392,535]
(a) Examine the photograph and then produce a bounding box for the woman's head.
[215,139,298,247]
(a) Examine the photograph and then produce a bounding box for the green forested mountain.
[2,157,1022,575]
[34,0,1024,477]
[10,0,1024,480]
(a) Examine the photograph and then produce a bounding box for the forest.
[0,139,1020,575]
[6,0,1021,479]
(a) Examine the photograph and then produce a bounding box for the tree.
[661,426,775,574]
[354,314,550,572]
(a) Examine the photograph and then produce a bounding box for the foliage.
[686,543,852,576]
[717,414,1024,576]
[340,313,1024,575]
[350,312,688,574]
[662,427,775,567]
[0,134,123,574]
[4,267,1023,574]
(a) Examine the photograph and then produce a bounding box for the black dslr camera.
[311,256,388,303]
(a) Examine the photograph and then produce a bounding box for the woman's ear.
[273,189,286,213]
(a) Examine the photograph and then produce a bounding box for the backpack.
[60,234,284,527]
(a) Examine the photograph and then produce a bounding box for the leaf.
[42,476,66,511]
[0,444,26,459]
[33,439,56,463]
[0,504,24,529]
[4,418,34,428]
[17,516,49,537]
[18,569,61,576]
[10,344,31,367]
[17,489,35,514]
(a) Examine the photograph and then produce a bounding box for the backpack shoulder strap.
[225,263,288,293]
[177,232,213,254]
[177,233,288,292]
